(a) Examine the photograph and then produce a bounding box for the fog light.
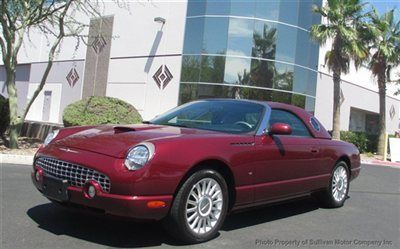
[88,185,96,198]
[35,170,40,181]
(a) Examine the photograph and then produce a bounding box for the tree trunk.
[332,69,341,140]
[5,66,22,149]
[377,71,386,156]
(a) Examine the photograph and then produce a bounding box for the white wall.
[25,83,62,123]
[315,72,400,134]
[3,1,188,123]
[105,0,187,120]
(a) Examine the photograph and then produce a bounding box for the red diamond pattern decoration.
[389,105,396,120]
[66,68,79,87]
[153,65,173,89]
[92,35,107,54]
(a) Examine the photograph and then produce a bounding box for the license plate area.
[42,174,69,202]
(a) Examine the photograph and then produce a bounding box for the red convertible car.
[32,99,360,243]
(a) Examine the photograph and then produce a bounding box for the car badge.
[59,147,79,154]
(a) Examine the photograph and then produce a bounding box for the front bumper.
[31,167,173,221]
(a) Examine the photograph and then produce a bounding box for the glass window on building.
[255,0,280,21]
[279,0,300,26]
[230,0,256,17]
[274,63,294,91]
[297,0,314,30]
[250,59,275,89]
[275,24,297,64]
[292,66,317,96]
[181,55,201,82]
[294,29,311,68]
[252,21,277,60]
[179,83,312,111]
[227,18,254,57]
[206,0,231,15]
[182,17,204,54]
[224,57,252,84]
[202,17,229,54]
[181,0,323,113]
[305,97,316,115]
[200,56,226,83]
[186,0,206,16]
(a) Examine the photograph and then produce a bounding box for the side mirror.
[269,123,292,135]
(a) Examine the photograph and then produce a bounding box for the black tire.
[163,169,229,244]
[315,161,350,208]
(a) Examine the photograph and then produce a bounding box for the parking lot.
[1,163,399,249]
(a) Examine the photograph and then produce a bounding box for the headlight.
[124,142,155,170]
[43,130,59,147]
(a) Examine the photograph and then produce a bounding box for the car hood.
[53,124,221,158]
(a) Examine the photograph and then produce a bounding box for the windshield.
[150,100,265,134]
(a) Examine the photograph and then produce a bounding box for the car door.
[252,109,324,202]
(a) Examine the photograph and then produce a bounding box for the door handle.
[310,148,319,153]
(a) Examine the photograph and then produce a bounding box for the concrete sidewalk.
[1,154,34,165]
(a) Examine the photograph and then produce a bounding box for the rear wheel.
[163,169,228,244]
[316,161,350,208]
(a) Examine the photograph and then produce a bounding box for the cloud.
[228,18,253,37]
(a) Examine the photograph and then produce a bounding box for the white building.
[0,0,399,134]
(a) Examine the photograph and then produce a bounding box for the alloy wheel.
[332,165,348,202]
[185,178,223,234]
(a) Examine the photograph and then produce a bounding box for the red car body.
[32,100,361,221]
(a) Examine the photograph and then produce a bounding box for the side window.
[269,109,311,137]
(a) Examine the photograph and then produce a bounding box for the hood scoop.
[113,126,136,133]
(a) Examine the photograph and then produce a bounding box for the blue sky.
[366,0,399,20]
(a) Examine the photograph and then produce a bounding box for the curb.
[371,160,400,167]
[362,160,400,168]
[0,154,34,166]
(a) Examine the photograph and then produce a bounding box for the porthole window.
[310,117,320,131]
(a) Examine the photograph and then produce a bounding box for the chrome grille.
[36,157,111,192]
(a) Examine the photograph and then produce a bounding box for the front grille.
[36,157,111,192]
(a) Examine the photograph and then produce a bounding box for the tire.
[163,169,229,244]
[316,161,350,208]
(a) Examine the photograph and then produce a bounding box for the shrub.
[340,131,369,153]
[0,95,10,136]
[63,96,142,127]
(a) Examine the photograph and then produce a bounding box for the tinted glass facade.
[180,0,322,113]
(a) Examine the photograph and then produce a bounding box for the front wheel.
[316,161,350,208]
[163,169,229,244]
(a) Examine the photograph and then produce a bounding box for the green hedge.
[63,96,142,127]
[340,131,378,153]
[0,95,10,136]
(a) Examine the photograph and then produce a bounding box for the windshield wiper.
[164,123,189,128]
[142,121,153,124]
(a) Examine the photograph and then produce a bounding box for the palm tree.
[310,0,369,140]
[365,8,400,156]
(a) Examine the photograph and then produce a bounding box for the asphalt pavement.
[0,163,399,249]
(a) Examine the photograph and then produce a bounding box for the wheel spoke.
[197,218,203,233]
[187,199,197,206]
[209,184,217,196]
[187,206,197,213]
[205,180,212,194]
[195,184,202,197]
[187,212,198,222]
[212,190,221,199]
[191,216,200,229]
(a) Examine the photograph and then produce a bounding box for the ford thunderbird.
[32,99,360,243]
